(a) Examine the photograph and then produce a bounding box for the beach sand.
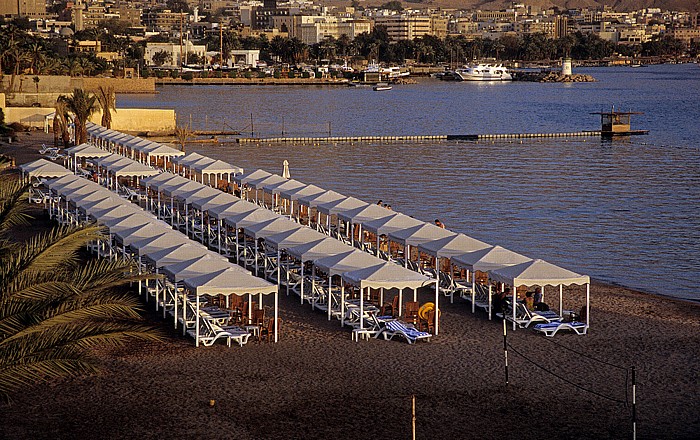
[1,133,699,439]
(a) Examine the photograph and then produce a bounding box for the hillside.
[352,0,700,12]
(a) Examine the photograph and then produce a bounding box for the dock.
[235,131,607,144]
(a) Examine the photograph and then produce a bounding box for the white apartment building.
[145,42,207,68]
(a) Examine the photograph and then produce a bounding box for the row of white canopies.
[85,122,243,187]
[43,171,279,346]
[63,124,590,332]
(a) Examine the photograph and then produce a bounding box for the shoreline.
[1,131,699,440]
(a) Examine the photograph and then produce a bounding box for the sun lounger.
[500,302,560,328]
[376,319,432,344]
[189,316,251,347]
[533,321,588,337]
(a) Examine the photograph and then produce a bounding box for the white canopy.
[243,217,299,241]
[279,183,325,201]
[183,268,278,296]
[286,238,351,262]
[142,243,210,268]
[314,250,383,277]
[161,180,205,198]
[247,173,287,190]
[297,190,347,209]
[337,203,394,224]
[71,144,111,159]
[223,208,278,229]
[107,160,160,178]
[140,172,188,190]
[342,262,433,290]
[190,192,238,212]
[489,259,590,287]
[316,197,368,216]
[261,178,306,195]
[161,254,231,282]
[417,233,492,259]
[234,169,271,186]
[113,222,174,247]
[129,231,188,255]
[452,245,532,273]
[19,159,73,179]
[172,152,207,167]
[207,199,256,220]
[264,227,326,251]
[387,223,456,248]
[362,213,423,236]
[191,158,243,176]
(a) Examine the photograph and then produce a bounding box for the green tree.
[152,50,172,67]
[0,176,162,401]
[62,89,98,145]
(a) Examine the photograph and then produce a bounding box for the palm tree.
[62,88,98,145]
[0,175,162,401]
[96,85,116,129]
[53,97,72,148]
[174,124,193,153]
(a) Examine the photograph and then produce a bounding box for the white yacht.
[454,64,512,81]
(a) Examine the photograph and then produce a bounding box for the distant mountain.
[358,0,700,12]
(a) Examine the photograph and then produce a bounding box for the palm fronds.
[0,174,163,401]
[96,85,116,129]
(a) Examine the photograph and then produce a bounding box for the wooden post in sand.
[411,394,416,440]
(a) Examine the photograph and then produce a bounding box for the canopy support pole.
[195,294,200,347]
[328,275,333,320]
[274,289,279,343]
[586,283,590,328]
[512,286,517,331]
[559,284,563,317]
[488,284,492,320]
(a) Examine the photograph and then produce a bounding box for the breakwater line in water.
[235,131,603,144]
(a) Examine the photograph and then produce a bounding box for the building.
[229,49,260,67]
[142,9,189,32]
[671,27,700,46]
[144,42,207,68]
[374,15,432,41]
[0,0,47,18]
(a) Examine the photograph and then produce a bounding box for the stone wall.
[0,75,156,98]
[2,101,176,135]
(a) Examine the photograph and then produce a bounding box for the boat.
[373,83,392,91]
[454,64,512,81]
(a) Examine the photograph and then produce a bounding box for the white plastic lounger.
[377,320,432,344]
[533,321,588,337]
[501,302,560,328]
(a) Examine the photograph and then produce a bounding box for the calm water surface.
[121,64,700,300]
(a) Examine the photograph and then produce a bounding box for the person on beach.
[533,287,542,305]
[524,291,534,310]
[493,289,508,314]
[435,219,445,228]
[377,200,383,206]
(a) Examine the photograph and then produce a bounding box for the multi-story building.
[299,17,371,44]
[671,27,700,46]
[142,9,189,32]
[112,5,144,27]
[374,15,431,41]
[0,0,47,18]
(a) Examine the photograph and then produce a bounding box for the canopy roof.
[191,159,243,176]
[106,160,160,177]
[161,255,231,282]
[247,173,286,190]
[223,208,277,229]
[69,144,111,159]
[387,223,455,247]
[161,180,205,198]
[489,259,590,287]
[297,190,346,209]
[19,159,73,179]
[264,227,325,250]
[316,196,368,216]
[243,217,299,240]
[337,203,394,224]
[286,237,350,262]
[172,152,207,167]
[139,143,185,158]
[128,231,188,255]
[279,183,325,201]
[207,199,256,220]
[113,222,173,247]
[452,245,532,273]
[314,250,382,277]
[342,263,434,290]
[261,178,305,195]
[139,172,188,190]
[190,192,238,212]
[234,169,271,186]
[142,243,210,268]
[183,268,278,296]
[417,233,492,259]
[362,213,423,236]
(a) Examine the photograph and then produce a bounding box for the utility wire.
[507,342,627,405]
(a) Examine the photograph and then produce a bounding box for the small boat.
[454,64,512,81]
[373,83,392,91]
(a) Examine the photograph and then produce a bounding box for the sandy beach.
[1,133,698,439]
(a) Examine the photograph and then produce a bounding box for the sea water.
[120,63,700,300]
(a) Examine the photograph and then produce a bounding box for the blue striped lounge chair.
[377,319,432,344]
[533,321,588,337]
